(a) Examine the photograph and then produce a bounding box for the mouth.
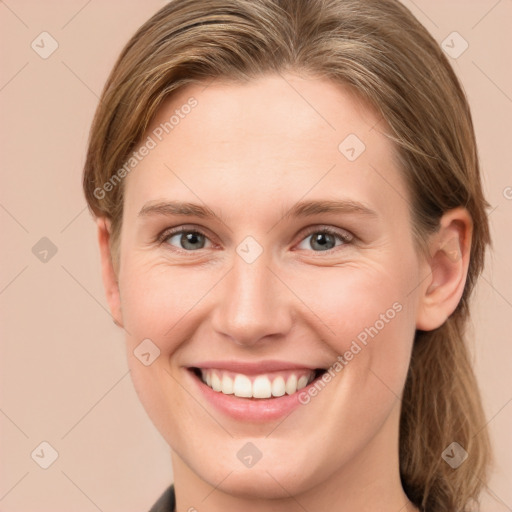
[189,367,327,399]
[185,360,331,421]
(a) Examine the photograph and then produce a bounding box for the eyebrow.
[138,201,219,219]
[137,199,378,221]
[283,199,378,220]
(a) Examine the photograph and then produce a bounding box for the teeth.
[271,376,286,397]
[221,373,233,394]
[233,374,252,397]
[211,373,222,392]
[285,374,297,395]
[297,375,309,390]
[253,376,272,398]
[199,369,316,399]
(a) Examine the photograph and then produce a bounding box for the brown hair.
[82,0,492,509]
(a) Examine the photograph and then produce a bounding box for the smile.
[196,368,318,398]
[186,361,329,421]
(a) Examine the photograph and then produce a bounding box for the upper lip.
[189,360,322,375]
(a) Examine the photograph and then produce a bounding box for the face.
[111,74,429,497]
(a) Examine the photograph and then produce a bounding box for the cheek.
[287,257,419,395]
[117,260,208,440]
[294,260,415,338]
[116,260,209,415]
[118,258,217,350]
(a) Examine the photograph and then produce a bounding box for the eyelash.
[296,226,353,251]
[156,225,354,254]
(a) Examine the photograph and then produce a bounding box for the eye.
[157,225,353,253]
[161,228,213,251]
[296,227,353,252]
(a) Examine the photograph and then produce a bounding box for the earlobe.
[97,218,124,328]
[416,208,472,331]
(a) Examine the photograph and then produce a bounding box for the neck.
[170,403,418,512]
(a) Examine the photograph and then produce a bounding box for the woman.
[82,0,492,510]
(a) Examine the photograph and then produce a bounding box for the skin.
[97,73,472,512]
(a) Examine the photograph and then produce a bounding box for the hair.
[82,0,492,510]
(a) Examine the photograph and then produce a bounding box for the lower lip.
[187,369,319,422]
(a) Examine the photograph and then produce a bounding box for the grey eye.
[296,230,350,252]
[165,231,209,250]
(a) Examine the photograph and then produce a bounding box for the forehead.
[123,73,409,223]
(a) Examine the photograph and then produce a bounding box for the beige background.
[0,1,510,510]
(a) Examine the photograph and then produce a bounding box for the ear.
[416,207,472,331]
[97,217,124,328]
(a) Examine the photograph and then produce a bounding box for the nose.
[210,251,293,347]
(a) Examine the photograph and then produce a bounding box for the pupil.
[182,232,204,249]
[312,233,335,251]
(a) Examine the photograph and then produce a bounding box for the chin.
[210,467,310,500]
[190,447,329,501]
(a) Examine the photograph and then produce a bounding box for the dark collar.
[148,484,175,512]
